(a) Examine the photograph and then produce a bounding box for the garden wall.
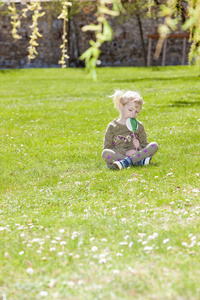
[0,3,191,69]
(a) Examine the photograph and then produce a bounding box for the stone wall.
[0,3,191,69]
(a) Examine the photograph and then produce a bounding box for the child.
[102,90,159,170]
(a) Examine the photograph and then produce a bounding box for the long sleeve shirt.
[103,119,149,155]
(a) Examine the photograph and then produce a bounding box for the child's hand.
[133,138,140,150]
[126,149,137,156]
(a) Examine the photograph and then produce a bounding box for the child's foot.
[113,157,133,170]
[141,157,151,165]
[107,164,117,170]
[113,157,151,170]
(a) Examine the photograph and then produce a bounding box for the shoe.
[135,157,151,166]
[107,164,117,170]
[113,161,123,170]
[143,157,151,165]
[113,157,133,170]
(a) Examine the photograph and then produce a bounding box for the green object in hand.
[126,118,138,132]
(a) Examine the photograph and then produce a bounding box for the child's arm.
[103,124,114,150]
[133,137,141,150]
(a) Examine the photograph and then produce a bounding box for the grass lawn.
[0,66,200,300]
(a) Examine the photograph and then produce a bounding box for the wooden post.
[182,37,186,65]
[147,37,152,67]
[162,39,167,66]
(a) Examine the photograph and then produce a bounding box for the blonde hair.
[110,90,144,110]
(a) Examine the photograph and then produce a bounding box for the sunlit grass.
[0,66,200,299]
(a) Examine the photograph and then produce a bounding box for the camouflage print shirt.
[103,119,149,155]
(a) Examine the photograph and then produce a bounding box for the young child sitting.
[102,90,159,170]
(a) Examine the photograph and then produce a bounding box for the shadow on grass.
[112,76,200,83]
[168,101,200,107]
[0,69,22,75]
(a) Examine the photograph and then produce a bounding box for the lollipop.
[126,118,138,132]
[126,118,139,150]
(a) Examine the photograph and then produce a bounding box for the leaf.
[82,24,101,32]
[103,20,113,41]
[80,47,94,61]
[98,7,119,16]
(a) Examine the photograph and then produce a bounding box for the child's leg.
[102,149,125,166]
[129,142,159,164]
[113,142,159,170]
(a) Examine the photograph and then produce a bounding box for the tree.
[1,0,200,78]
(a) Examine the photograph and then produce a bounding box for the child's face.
[119,100,141,120]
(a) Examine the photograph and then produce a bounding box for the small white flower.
[91,246,98,252]
[50,247,56,252]
[19,251,24,255]
[124,235,129,240]
[67,281,75,287]
[59,229,65,233]
[153,233,158,238]
[142,241,148,245]
[36,250,42,254]
[128,178,138,182]
[58,252,64,256]
[138,233,146,238]
[129,242,133,248]
[144,246,153,251]
[99,258,107,264]
[116,253,123,256]
[182,242,188,247]
[112,207,117,211]
[20,233,25,238]
[163,238,169,244]
[26,268,34,275]
[90,237,95,242]
[101,238,107,242]
[0,227,6,231]
[113,269,120,274]
[60,241,67,245]
[128,267,136,274]
[119,242,128,246]
[191,236,196,241]
[167,246,172,250]
[121,218,126,223]
[190,240,196,247]
[39,291,48,297]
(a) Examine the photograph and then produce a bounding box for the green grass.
[0,66,200,300]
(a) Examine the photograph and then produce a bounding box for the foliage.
[8,2,21,40]
[80,0,125,80]
[57,1,72,68]
[22,1,45,62]
[149,0,200,63]
[1,66,200,299]
[1,0,200,75]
